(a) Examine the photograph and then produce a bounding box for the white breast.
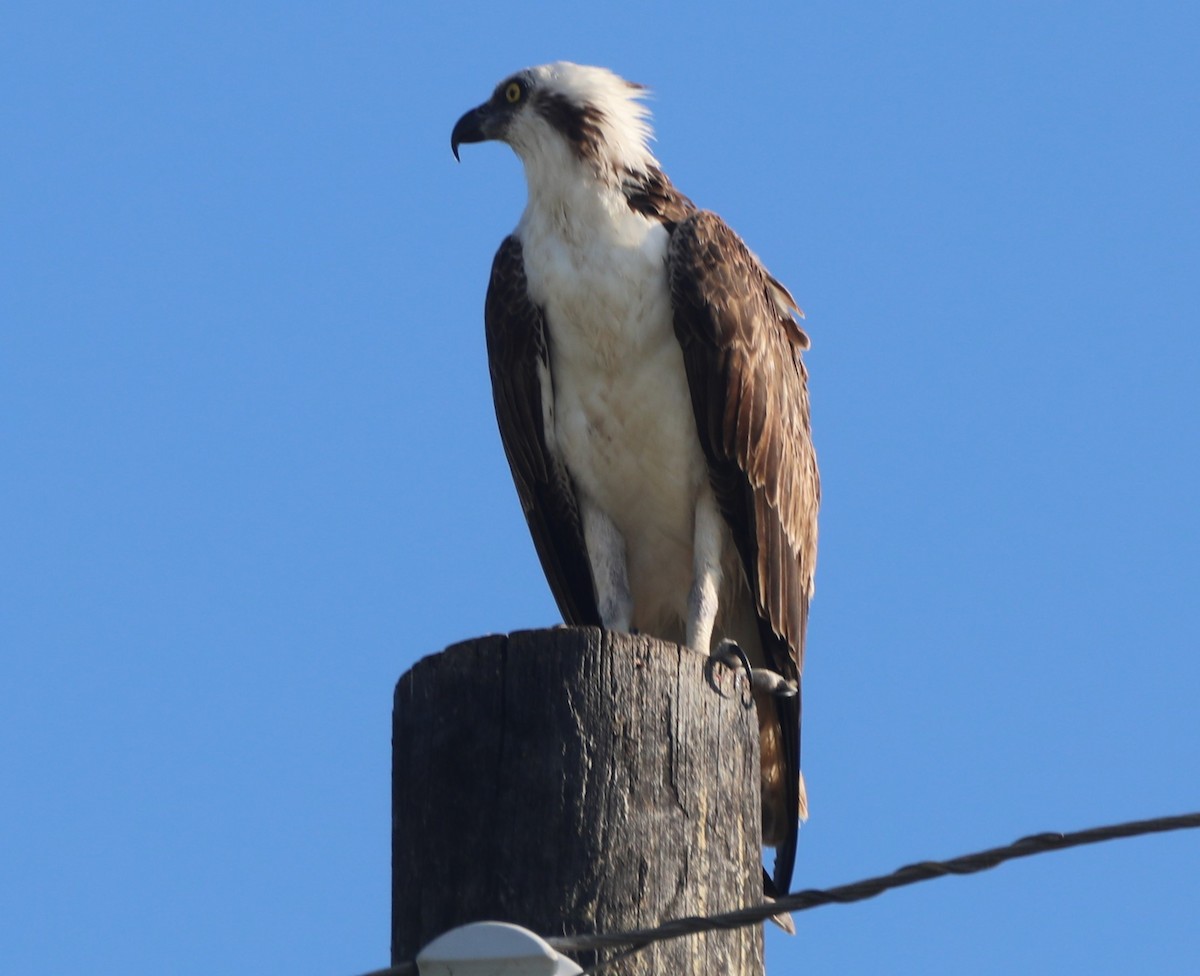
[518,198,709,633]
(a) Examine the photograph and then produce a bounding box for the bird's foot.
[714,638,753,684]
[714,639,798,697]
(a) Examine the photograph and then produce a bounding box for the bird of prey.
[451,62,818,898]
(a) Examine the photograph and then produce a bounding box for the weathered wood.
[391,627,765,975]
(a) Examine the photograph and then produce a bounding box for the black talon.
[716,640,799,698]
[716,638,754,685]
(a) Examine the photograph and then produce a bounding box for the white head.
[451,62,660,180]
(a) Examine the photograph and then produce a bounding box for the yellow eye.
[505,82,522,104]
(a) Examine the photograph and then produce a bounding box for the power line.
[565,811,1200,972]
[361,810,1200,976]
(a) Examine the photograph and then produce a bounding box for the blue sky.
[3,3,1198,974]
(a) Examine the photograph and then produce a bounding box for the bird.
[451,62,818,900]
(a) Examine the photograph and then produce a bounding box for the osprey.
[451,62,818,897]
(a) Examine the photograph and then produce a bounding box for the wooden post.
[391,627,765,975]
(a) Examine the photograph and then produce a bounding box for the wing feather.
[484,236,601,628]
[667,211,819,895]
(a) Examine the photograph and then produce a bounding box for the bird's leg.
[694,492,797,696]
[687,490,724,652]
[581,499,633,632]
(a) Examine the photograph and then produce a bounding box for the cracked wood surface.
[391,627,764,975]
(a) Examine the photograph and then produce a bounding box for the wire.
[362,810,1200,976]
[561,810,1200,963]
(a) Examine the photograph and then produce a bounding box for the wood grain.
[391,627,765,975]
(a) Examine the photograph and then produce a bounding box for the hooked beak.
[451,104,497,162]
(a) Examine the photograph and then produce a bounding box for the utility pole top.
[391,627,767,975]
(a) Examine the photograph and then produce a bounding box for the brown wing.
[667,211,819,895]
[485,236,601,628]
